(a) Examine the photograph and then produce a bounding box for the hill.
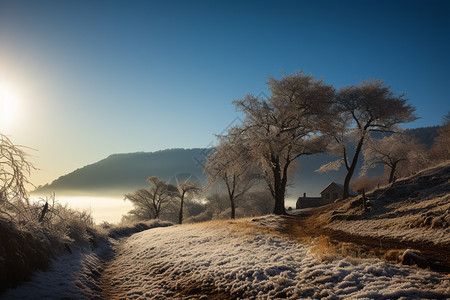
[320,161,450,245]
[7,161,450,299]
[33,148,209,196]
[32,127,440,198]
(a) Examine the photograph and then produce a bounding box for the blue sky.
[0,0,449,186]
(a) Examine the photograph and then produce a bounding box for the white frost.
[5,216,450,299]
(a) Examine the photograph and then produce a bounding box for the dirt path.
[97,210,450,299]
[279,209,450,273]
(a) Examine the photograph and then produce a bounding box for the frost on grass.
[3,219,173,299]
[100,220,449,299]
[2,241,112,300]
[5,216,449,299]
[325,162,450,245]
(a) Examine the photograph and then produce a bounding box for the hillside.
[6,216,450,298]
[33,148,208,196]
[5,162,450,299]
[32,127,440,198]
[286,161,450,271]
[322,161,450,245]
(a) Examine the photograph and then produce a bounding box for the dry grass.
[192,217,283,242]
[228,220,281,241]
[190,213,438,270]
[192,215,367,261]
[384,249,403,263]
[309,235,337,261]
[308,235,371,262]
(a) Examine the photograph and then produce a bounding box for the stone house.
[296,182,357,209]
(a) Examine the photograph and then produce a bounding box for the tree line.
[125,71,448,222]
[205,71,419,216]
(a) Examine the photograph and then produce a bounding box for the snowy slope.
[101,219,449,299]
[4,216,450,299]
[2,241,112,300]
[323,162,450,245]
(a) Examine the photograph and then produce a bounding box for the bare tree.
[234,71,334,215]
[206,192,229,217]
[204,129,261,219]
[316,80,417,199]
[172,181,201,224]
[124,176,175,220]
[428,112,450,163]
[239,189,274,216]
[0,134,35,215]
[362,133,426,183]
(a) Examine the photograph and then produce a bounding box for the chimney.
[303,193,306,198]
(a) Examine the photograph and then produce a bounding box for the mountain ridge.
[33,148,209,197]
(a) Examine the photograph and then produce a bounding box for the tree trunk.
[361,188,367,211]
[343,172,352,200]
[230,197,236,219]
[226,179,236,219]
[39,202,49,223]
[388,162,398,183]
[273,189,286,215]
[178,192,186,224]
[272,156,287,215]
[343,137,365,199]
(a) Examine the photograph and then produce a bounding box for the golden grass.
[191,217,284,242]
[190,215,395,265]
[308,235,371,262]
[384,249,403,263]
[309,235,337,261]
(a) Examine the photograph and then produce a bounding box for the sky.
[0,0,449,188]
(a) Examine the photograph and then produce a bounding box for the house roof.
[320,182,357,196]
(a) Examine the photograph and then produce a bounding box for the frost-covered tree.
[316,80,417,199]
[172,181,201,224]
[234,71,334,215]
[428,112,450,163]
[0,134,34,205]
[239,189,274,216]
[204,129,261,219]
[362,133,425,183]
[124,176,177,220]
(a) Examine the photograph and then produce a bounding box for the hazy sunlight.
[56,196,134,224]
[0,84,19,129]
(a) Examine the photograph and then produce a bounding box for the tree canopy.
[317,80,417,198]
[233,71,334,214]
[204,128,260,219]
[124,176,177,220]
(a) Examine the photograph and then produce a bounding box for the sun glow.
[0,85,19,129]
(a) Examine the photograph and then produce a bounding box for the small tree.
[317,80,417,199]
[0,134,35,224]
[0,134,34,204]
[234,71,334,214]
[205,192,229,218]
[362,133,425,183]
[428,112,450,163]
[204,129,260,219]
[172,181,201,224]
[238,189,274,216]
[124,176,175,220]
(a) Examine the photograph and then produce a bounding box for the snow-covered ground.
[100,220,450,299]
[326,194,450,245]
[6,216,449,299]
[323,163,450,246]
[3,240,113,299]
